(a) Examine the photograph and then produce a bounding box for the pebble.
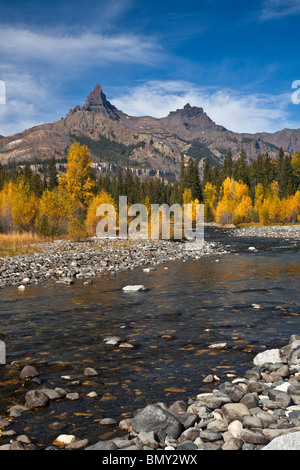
[0,238,225,290]
[53,434,76,447]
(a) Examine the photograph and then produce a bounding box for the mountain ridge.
[0,83,299,177]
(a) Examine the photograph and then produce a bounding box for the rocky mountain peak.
[81,83,120,120]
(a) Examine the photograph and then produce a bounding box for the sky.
[0,0,299,136]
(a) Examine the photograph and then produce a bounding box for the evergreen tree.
[179,154,185,186]
[203,157,213,187]
[222,148,233,180]
[124,168,135,205]
[183,158,202,201]
[48,155,58,190]
[262,152,276,187]
[233,147,248,184]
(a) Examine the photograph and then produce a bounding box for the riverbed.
[0,226,299,448]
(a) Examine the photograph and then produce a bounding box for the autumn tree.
[203,182,216,222]
[48,155,58,190]
[85,189,117,237]
[38,188,72,236]
[291,152,300,178]
[59,142,95,207]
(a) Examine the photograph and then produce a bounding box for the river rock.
[85,440,118,450]
[83,367,98,376]
[19,365,39,379]
[122,285,146,292]
[221,403,251,423]
[132,404,183,439]
[136,431,159,449]
[262,431,300,450]
[53,434,76,447]
[288,384,300,405]
[25,390,49,408]
[253,349,282,366]
[239,429,269,445]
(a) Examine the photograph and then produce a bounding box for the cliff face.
[0,84,299,176]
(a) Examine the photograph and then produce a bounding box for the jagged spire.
[81,84,120,120]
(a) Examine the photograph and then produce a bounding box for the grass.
[0,232,47,258]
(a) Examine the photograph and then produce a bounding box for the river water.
[0,227,299,447]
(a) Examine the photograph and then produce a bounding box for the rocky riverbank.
[0,237,226,290]
[0,224,299,291]
[0,335,300,450]
[235,225,300,240]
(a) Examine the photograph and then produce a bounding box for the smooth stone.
[253,349,282,366]
[136,431,159,449]
[85,441,118,450]
[83,367,98,376]
[132,404,183,439]
[239,429,269,445]
[66,392,80,401]
[19,365,40,379]
[65,439,89,450]
[228,420,243,438]
[86,391,98,398]
[99,418,117,425]
[25,390,49,408]
[221,403,251,423]
[53,434,76,447]
[40,389,62,400]
[262,431,300,450]
[122,285,146,292]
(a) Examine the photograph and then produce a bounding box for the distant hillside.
[0,83,299,178]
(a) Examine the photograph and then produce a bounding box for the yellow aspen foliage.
[283,192,300,223]
[182,188,193,204]
[216,177,253,225]
[144,195,151,214]
[38,188,72,235]
[254,183,264,210]
[59,142,95,206]
[0,180,16,231]
[203,182,216,222]
[234,194,253,224]
[291,152,300,177]
[11,179,39,231]
[257,181,283,225]
[85,190,117,236]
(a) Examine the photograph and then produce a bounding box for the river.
[0,227,299,448]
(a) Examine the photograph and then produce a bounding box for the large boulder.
[132,404,183,439]
[262,432,300,450]
[253,349,282,366]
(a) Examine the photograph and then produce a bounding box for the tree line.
[0,142,299,239]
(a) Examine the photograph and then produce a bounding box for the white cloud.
[0,25,162,68]
[0,24,163,135]
[260,0,300,20]
[0,70,64,136]
[111,80,294,133]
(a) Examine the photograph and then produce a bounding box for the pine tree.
[222,148,233,180]
[203,157,213,187]
[183,158,202,201]
[48,155,58,190]
[233,147,248,184]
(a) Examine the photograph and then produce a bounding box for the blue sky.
[0,0,299,136]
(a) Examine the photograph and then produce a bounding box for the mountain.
[0,83,299,178]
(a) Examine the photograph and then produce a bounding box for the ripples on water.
[0,228,299,447]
